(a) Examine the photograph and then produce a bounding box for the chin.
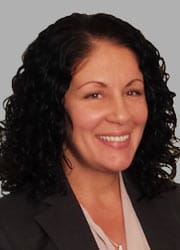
[101,161,131,174]
[106,157,133,170]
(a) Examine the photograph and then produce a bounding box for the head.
[64,41,148,177]
[0,13,179,198]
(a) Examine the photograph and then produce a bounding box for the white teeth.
[99,135,129,142]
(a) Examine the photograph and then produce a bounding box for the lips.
[98,135,129,142]
[96,133,130,150]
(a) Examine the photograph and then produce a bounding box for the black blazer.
[0,172,180,250]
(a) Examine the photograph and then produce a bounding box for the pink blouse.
[80,172,150,250]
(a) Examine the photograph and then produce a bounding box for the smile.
[98,135,129,142]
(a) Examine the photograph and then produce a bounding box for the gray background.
[0,0,179,182]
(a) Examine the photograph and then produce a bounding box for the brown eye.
[127,90,142,96]
[85,93,102,99]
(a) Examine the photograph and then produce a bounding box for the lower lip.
[96,136,130,150]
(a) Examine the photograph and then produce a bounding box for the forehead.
[71,41,142,84]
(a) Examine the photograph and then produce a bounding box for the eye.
[126,90,142,96]
[85,92,102,99]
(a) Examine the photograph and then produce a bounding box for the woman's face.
[64,41,148,174]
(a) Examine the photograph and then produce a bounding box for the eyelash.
[126,90,143,96]
[85,92,102,99]
[84,89,143,99]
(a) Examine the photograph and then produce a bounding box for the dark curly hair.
[0,13,179,199]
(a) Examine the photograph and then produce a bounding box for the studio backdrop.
[0,0,179,184]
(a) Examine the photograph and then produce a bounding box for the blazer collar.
[35,183,99,250]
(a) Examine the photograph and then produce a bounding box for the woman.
[0,13,180,250]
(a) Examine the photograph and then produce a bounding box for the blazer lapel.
[122,171,180,250]
[34,171,180,250]
[35,188,99,250]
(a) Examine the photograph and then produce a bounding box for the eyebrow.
[126,78,144,87]
[77,78,144,89]
[77,81,107,89]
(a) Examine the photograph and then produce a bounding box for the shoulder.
[143,182,180,209]
[0,192,49,249]
[0,191,41,231]
[160,182,180,203]
[162,182,180,211]
[139,182,180,219]
[0,191,36,215]
[123,170,180,212]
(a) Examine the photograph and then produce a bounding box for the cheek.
[131,104,148,126]
[67,105,105,131]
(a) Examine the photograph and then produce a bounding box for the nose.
[106,98,131,125]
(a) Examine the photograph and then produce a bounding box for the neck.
[64,163,121,206]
